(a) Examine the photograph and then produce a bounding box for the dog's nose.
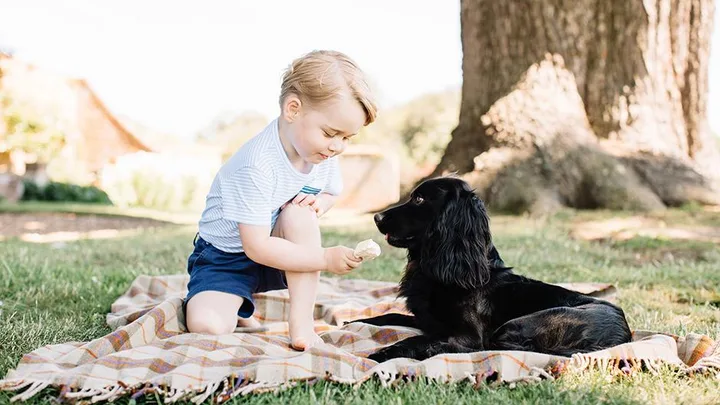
[373,213,384,224]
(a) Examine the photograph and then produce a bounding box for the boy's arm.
[239,224,360,274]
[238,224,327,272]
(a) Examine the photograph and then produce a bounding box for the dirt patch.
[570,216,720,243]
[0,212,174,242]
[570,214,720,265]
[619,243,712,266]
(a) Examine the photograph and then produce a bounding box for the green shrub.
[20,179,43,201]
[21,180,112,204]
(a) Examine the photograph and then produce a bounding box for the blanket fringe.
[685,354,720,378]
[0,376,319,404]
[3,354,720,403]
[375,369,398,388]
[9,381,49,402]
[90,384,125,403]
[218,375,249,402]
[185,378,293,404]
[189,380,222,404]
[564,353,679,378]
[0,380,35,392]
[234,381,290,397]
[165,387,191,403]
[165,388,192,404]
[64,387,103,399]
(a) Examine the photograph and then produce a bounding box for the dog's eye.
[413,195,424,205]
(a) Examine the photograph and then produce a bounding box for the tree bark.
[428,0,719,213]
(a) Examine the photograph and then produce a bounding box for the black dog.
[352,177,632,362]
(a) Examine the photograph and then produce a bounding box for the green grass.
[1,209,719,404]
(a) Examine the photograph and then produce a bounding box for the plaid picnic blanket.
[2,274,719,403]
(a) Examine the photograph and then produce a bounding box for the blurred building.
[0,52,152,180]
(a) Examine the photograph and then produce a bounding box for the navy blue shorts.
[184,234,287,318]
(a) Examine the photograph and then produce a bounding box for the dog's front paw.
[343,318,371,326]
[368,346,400,363]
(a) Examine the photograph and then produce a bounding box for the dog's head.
[374,177,492,288]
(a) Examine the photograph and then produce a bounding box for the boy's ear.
[283,94,303,121]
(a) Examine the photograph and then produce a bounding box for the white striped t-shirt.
[197,118,343,253]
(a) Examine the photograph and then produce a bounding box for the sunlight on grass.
[1,208,719,404]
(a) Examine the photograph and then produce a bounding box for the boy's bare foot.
[289,322,324,351]
[237,316,262,329]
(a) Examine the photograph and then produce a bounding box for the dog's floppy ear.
[420,189,491,289]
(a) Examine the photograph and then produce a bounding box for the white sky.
[1,0,719,139]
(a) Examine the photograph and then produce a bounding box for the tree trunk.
[429,0,720,213]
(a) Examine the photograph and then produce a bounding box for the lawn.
[1,206,719,404]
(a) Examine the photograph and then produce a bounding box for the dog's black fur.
[352,177,632,362]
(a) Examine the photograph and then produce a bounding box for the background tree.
[196,111,268,161]
[1,92,66,166]
[427,0,720,213]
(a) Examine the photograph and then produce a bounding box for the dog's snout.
[374,212,385,224]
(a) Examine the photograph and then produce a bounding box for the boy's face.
[289,93,366,164]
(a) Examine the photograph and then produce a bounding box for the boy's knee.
[274,203,321,245]
[187,311,235,335]
[278,203,319,228]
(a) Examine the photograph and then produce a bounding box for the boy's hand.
[308,199,327,217]
[323,246,362,275]
[292,192,317,207]
[287,193,330,217]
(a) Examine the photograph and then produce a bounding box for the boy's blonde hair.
[280,50,377,125]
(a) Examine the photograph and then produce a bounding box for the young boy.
[184,50,378,351]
